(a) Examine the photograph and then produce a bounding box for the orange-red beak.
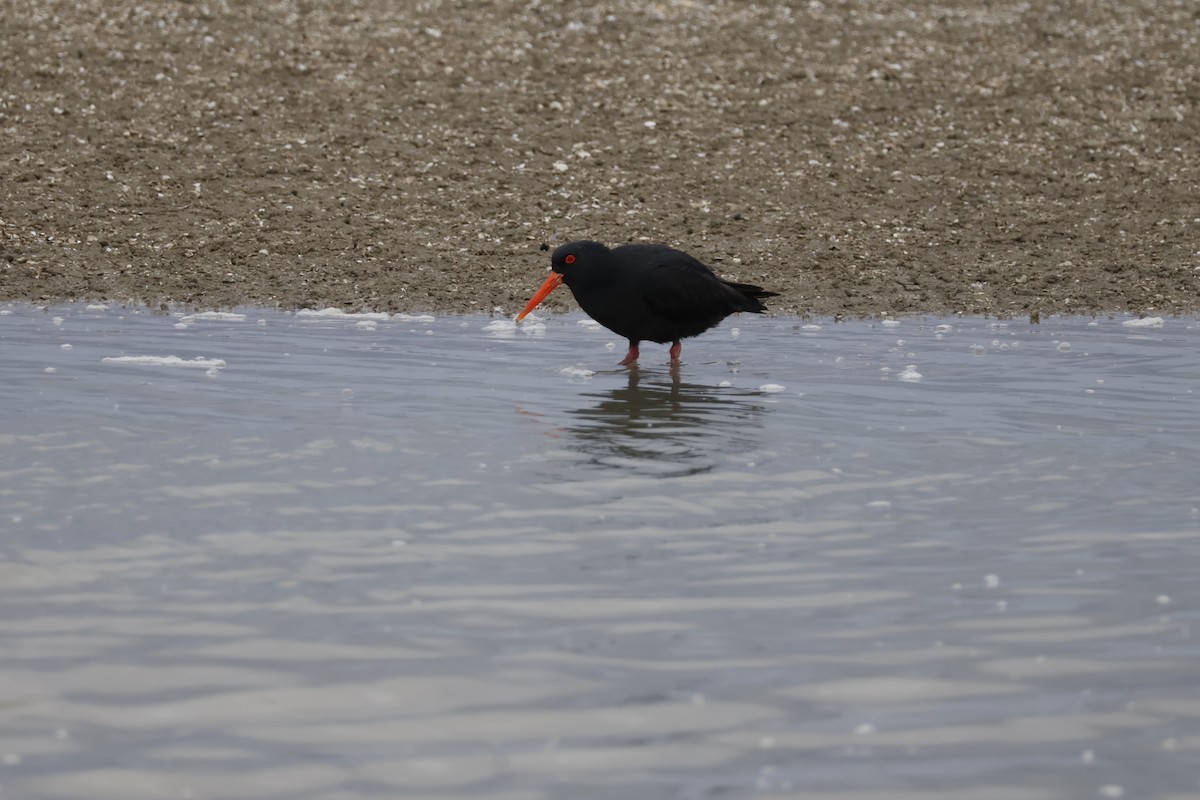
[515,271,564,323]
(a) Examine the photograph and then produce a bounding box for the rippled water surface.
[2,303,1199,800]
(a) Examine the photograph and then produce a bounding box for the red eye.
[564,254,576,265]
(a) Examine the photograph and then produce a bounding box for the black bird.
[515,240,778,365]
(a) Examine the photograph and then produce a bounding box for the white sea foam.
[1122,317,1164,328]
[102,355,226,370]
[179,311,247,322]
[294,308,437,323]
[297,307,381,319]
[898,365,923,382]
[483,319,517,337]
[484,319,545,338]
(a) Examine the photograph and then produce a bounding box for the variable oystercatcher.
[515,240,778,365]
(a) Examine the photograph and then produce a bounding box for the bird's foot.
[668,340,682,363]
[619,343,640,366]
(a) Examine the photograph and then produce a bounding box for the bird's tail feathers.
[724,280,779,300]
[724,280,779,312]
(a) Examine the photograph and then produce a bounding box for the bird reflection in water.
[565,365,769,477]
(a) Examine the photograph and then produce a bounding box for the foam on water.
[179,311,248,322]
[1122,316,1164,328]
[483,318,545,337]
[2,304,1199,800]
[100,355,227,368]
[560,365,596,379]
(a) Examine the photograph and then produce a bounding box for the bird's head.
[515,240,611,323]
[549,240,612,279]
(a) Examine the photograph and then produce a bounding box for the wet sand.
[2,0,1197,317]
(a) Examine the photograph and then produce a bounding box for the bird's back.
[612,244,775,307]
[599,244,776,342]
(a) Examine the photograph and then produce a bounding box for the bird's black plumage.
[526,240,777,364]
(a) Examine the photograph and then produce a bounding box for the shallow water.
[2,303,1198,800]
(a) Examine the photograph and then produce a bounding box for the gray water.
[1,303,1198,800]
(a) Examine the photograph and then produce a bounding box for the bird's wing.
[635,250,746,322]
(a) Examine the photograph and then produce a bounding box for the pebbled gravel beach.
[2,0,1197,317]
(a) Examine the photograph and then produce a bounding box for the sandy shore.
[2,0,1197,317]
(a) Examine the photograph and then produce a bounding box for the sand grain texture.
[2,0,1197,316]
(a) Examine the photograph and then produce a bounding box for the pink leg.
[619,341,640,366]
[668,340,682,362]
